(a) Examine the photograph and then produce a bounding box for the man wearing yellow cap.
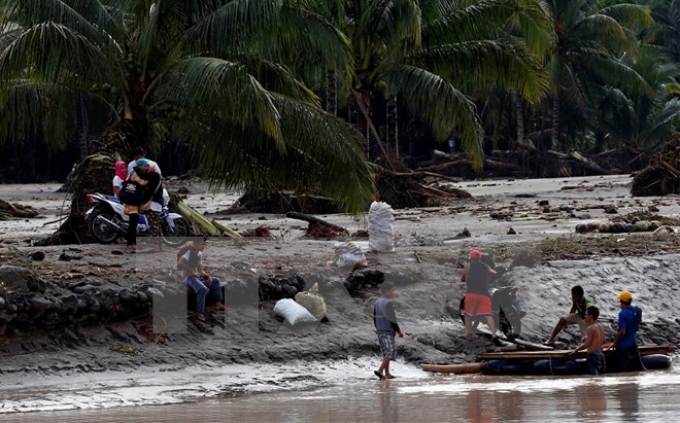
[611,290,645,372]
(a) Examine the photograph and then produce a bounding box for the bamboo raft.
[422,345,676,374]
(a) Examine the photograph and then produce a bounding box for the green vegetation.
[0,0,678,210]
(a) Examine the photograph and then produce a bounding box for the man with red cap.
[460,249,501,345]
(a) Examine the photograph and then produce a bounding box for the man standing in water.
[570,306,606,375]
[545,285,592,346]
[611,290,645,372]
[461,249,501,346]
[373,282,404,380]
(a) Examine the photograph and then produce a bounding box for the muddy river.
[2,364,678,423]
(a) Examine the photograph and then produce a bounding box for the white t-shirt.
[112,175,124,193]
[180,250,203,279]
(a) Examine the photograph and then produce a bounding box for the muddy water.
[3,369,679,423]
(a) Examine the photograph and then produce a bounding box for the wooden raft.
[476,345,676,361]
[421,345,676,374]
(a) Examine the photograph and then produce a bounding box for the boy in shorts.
[373,282,404,380]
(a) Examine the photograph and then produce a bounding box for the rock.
[0,266,37,292]
[458,228,471,238]
[599,223,610,233]
[586,222,600,232]
[649,220,661,230]
[59,293,79,314]
[58,252,71,261]
[507,227,517,235]
[634,221,650,232]
[603,205,618,214]
[119,290,138,305]
[579,214,591,220]
[111,250,124,256]
[30,251,46,261]
[136,291,149,303]
[176,186,190,194]
[0,296,5,311]
[73,284,98,294]
[575,224,588,234]
[648,205,660,212]
[29,295,52,311]
[538,200,549,206]
[559,204,574,213]
[145,287,164,298]
[27,277,46,293]
[610,222,626,233]
[622,223,635,232]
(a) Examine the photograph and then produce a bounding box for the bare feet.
[385,374,396,379]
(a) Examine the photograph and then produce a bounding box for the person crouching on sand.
[373,281,403,380]
[569,306,606,375]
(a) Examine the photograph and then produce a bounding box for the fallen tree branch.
[285,212,349,235]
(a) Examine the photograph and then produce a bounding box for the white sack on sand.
[273,298,317,325]
[368,201,394,252]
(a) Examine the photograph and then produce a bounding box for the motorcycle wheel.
[88,211,119,244]
[161,217,191,247]
[499,305,522,340]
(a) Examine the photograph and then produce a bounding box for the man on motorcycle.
[461,249,501,346]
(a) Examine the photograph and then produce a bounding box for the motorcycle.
[456,259,526,339]
[85,192,190,247]
[458,285,525,340]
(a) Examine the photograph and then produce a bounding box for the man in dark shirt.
[373,282,403,380]
[461,249,499,345]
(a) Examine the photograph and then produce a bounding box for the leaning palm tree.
[545,0,654,150]
[0,0,375,216]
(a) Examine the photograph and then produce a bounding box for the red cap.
[469,249,482,260]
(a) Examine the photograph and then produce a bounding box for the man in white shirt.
[177,237,226,322]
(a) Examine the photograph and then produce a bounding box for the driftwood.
[0,199,39,219]
[286,212,349,236]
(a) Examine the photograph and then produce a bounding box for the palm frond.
[382,64,484,168]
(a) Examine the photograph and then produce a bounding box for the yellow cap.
[617,290,633,302]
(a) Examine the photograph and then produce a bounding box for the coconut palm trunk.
[551,94,560,150]
[76,94,90,161]
[386,95,399,159]
[326,69,337,116]
[515,94,525,148]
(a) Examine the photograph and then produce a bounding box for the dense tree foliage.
[0,0,678,196]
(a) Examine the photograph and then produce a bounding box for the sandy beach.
[1,174,680,412]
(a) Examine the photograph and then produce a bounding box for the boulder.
[0,266,34,292]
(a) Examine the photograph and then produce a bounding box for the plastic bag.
[334,241,367,268]
[273,298,317,325]
[295,283,327,320]
[368,201,394,252]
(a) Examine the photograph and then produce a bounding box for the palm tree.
[588,45,680,150]
[646,0,680,63]
[0,0,375,213]
[545,0,654,150]
[333,0,554,168]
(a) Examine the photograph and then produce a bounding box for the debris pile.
[631,133,680,196]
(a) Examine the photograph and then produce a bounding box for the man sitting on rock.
[177,237,226,322]
[545,285,592,346]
